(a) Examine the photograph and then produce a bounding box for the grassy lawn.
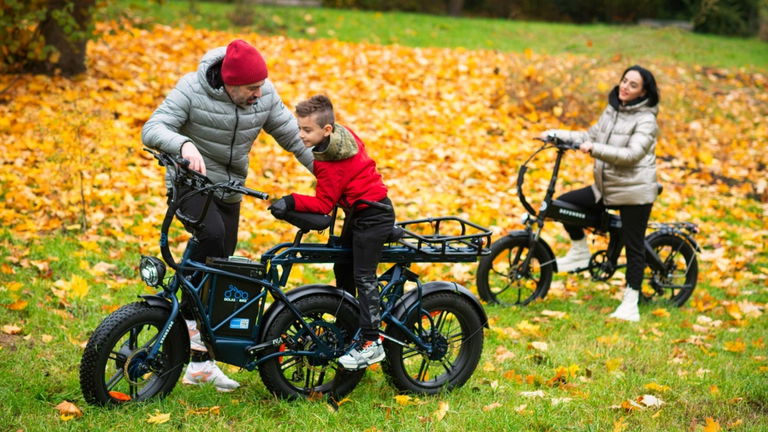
[106,0,768,70]
[0,2,766,431]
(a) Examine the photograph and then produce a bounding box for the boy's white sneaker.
[338,339,385,370]
[182,360,240,392]
[609,288,640,322]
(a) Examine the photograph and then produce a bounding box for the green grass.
[1,230,767,431]
[2,3,767,431]
[104,0,768,70]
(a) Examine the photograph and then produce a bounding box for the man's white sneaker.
[609,288,640,322]
[338,339,385,370]
[186,320,207,352]
[556,238,591,273]
[182,360,240,392]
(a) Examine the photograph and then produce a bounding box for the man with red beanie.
[142,39,314,392]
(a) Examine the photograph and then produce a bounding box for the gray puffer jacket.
[142,46,314,202]
[549,90,659,206]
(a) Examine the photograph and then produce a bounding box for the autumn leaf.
[605,358,623,372]
[393,395,423,406]
[483,402,502,412]
[55,401,83,420]
[724,339,747,353]
[146,410,171,424]
[702,417,722,432]
[431,401,449,421]
[613,416,628,432]
[2,324,22,335]
[643,382,670,393]
[528,341,548,351]
[651,308,670,318]
[186,406,221,416]
[6,300,28,311]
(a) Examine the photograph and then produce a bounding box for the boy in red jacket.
[269,95,395,370]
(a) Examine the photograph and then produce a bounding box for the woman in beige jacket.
[543,65,660,322]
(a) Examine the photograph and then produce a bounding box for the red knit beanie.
[221,40,268,86]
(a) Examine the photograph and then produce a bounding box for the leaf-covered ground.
[2,22,765,286]
[1,22,767,431]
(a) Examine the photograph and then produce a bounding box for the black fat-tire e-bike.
[476,136,700,307]
[79,149,491,405]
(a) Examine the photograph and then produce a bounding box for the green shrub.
[691,0,759,36]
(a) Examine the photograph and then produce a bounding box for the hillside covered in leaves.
[1,22,765,290]
[1,18,768,431]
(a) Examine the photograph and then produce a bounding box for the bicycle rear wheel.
[258,294,364,399]
[382,292,484,394]
[643,234,698,306]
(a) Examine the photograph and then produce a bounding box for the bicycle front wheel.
[476,235,553,305]
[79,302,188,405]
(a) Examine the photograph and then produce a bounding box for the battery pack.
[201,257,266,338]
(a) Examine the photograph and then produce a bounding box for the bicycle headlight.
[139,256,166,287]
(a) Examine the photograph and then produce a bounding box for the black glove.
[268,195,294,219]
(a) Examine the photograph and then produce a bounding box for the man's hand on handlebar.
[181,141,206,176]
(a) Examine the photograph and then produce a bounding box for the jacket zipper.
[227,107,239,182]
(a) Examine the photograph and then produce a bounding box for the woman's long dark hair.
[621,65,659,107]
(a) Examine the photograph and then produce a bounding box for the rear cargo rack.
[395,216,491,258]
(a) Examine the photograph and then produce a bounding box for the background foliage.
[0,4,766,431]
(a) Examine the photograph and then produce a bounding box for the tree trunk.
[27,0,96,76]
[760,0,768,41]
[447,0,464,17]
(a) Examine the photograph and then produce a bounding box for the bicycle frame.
[515,137,700,281]
[139,148,491,374]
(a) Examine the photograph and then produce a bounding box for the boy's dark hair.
[296,95,335,127]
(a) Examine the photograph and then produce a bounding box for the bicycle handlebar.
[534,135,580,150]
[145,148,269,270]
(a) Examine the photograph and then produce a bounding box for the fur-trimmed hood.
[313,124,359,161]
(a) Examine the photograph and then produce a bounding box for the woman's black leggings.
[557,186,653,291]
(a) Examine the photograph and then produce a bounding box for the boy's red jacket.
[291,125,387,214]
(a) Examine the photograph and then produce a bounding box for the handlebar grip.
[241,187,269,200]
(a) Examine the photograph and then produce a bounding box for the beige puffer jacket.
[549,95,659,206]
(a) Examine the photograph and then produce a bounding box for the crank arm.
[246,334,295,356]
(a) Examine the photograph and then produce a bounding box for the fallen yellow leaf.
[146,410,171,424]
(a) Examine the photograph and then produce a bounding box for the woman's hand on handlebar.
[181,141,206,175]
[579,141,594,154]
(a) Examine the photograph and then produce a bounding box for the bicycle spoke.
[105,369,125,391]
[416,357,431,381]
[280,356,302,372]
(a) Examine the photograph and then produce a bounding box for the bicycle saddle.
[282,210,332,231]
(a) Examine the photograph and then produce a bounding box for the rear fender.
[390,281,489,329]
[258,284,359,342]
[647,228,701,253]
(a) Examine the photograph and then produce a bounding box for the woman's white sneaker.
[609,288,640,322]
